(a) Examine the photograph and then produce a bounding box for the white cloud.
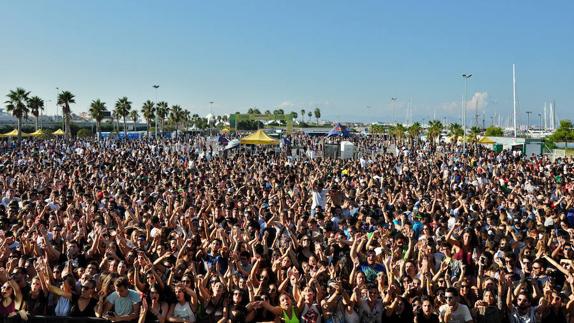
[439,91,489,115]
[278,101,294,109]
[466,91,488,112]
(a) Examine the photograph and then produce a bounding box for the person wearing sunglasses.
[69,279,98,317]
[438,287,472,323]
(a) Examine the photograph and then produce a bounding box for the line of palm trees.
[388,121,482,147]
[245,107,322,125]
[90,98,191,138]
[4,87,194,140]
[5,87,78,139]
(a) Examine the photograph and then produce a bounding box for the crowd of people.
[0,133,573,323]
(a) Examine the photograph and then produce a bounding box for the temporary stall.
[52,129,65,136]
[240,130,279,145]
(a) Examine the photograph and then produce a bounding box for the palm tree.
[112,110,120,133]
[407,122,422,145]
[130,110,139,131]
[300,109,305,123]
[448,123,464,145]
[314,108,321,125]
[169,105,184,137]
[114,97,132,138]
[141,100,155,137]
[27,96,44,131]
[307,111,312,122]
[191,113,200,128]
[182,110,191,129]
[89,99,107,140]
[290,111,298,121]
[156,101,169,133]
[57,90,75,138]
[427,120,444,147]
[5,88,30,140]
[264,110,271,115]
[391,123,406,145]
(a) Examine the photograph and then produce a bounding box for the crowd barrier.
[0,317,147,323]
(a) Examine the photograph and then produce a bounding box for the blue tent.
[327,123,350,137]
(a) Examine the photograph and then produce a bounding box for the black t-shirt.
[68,294,98,317]
[331,243,350,264]
[25,290,47,315]
[387,307,414,323]
[416,312,440,323]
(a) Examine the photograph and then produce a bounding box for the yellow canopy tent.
[52,129,65,136]
[29,129,51,137]
[0,129,31,138]
[240,129,279,145]
[478,136,496,145]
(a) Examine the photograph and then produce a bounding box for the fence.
[0,317,108,323]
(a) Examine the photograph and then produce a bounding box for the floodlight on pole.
[153,85,159,138]
[462,74,472,151]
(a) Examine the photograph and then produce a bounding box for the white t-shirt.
[439,303,472,323]
[311,189,328,210]
[173,302,196,322]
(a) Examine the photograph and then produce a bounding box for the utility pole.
[512,64,517,138]
[153,85,159,138]
[462,74,472,151]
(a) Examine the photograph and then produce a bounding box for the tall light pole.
[538,113,542,131]
[391,98,397,124]
[153,85,159,138]
[462,74,472,151]
[526,111,532,131]
[56,87,64,130]
[512,64,517,137]
[209,101,214,136]
[44,99,51,129]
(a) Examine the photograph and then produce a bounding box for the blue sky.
[1,1,572,124]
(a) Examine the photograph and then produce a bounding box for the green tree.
[548,120,574,143]
[182,110,191,129]
[57,90,75,138]
[407,122,422,145]
[307,111,312,122]
[427,120,443,146]
[300,109,305,123]
[314,108,321,125]
[89,99,107,139]
[448,123,464,145]
[27,96,44,131]
[141,100,155,136]
[130,110,139,131]
[169,105,185,137]
[390,123,406,145]
[290,111,298,120]
[484,126,504,137]
[5,88,30,140]
[114,97,132,138]
[156,101,169,132]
